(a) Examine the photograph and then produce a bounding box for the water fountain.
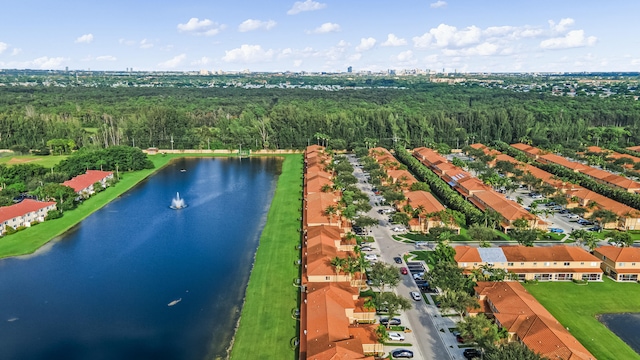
[170,192,187,209]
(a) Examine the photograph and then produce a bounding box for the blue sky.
[1,0,639,72]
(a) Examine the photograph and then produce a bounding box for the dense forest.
[1,82,640,152]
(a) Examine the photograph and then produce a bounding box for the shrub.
[46,209,63,220]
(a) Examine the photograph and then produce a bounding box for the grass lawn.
[0,154,68,168]
[230,155,302,360]
[524,278,640,360]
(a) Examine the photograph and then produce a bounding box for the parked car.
[566,214,580,220]
[391,226,404,232]
[410,291,422,301]
[463,349,482,359]
[364,254,377,261]
[360,246,373,252]
[388,332,405,342]
[549,228,564,233]
[400,267,408,275]
[380,317,401,326]
[391,349,414,359]
[394,257,403,264]
[412,272,425,280]
[578,219,593,225]
[587,226,602,232]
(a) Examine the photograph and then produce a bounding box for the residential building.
[0,199,57,234]
[564,188,640,230]
[400,191,460,234]
[474,281,596,360]
[455,245,603,281]
[63,170,114,197]
[594,246,640,281]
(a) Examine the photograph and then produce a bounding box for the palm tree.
[324,205,338,225]
[330,256,346,282]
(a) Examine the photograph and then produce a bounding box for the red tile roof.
[62,170,113,192]
[405,191,446,214]
[475,281,595,360]
[595,246,640,262]
[0,199,57,224]
[454,246,482,263]
[500,245,600,262]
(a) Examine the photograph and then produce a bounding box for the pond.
[598,313,640,354]
[0,157,281,360]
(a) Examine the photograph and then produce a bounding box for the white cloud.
[293,59,303,67]
[540,30,597,49]
[355,37,376,52]
[287,0,326,15]
[430,1,447,8]
[177,18,225,36]
[11,48,22,56]
[396,50,414,62]
[443,42,499,56]
[119,38,136,46]
[222,44,274,63]
[0,42,7,54]
[32,56,66,69]
[413,24,481,48]
[191,57,211,66]
[158,54,186,68]
[238,19,277,32]
[140,39,154,49]
[381,34,407,47]
[348,53,362,61]
[75,33,94,44]
[549,18,575,33]
[96,55,117,61]
[308,22,340,34]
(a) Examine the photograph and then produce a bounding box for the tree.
[485,341,546,360]
[352,216,379,228]
[468,224,496,246]
[456,313,501,351]
[368,262,401,293]
[330,256,347,281]
[570,229,599,251]
[324,205,338,225]
[427,261,471,295]
[590,209,618,229]
[511,228,538,247]
[609,231,633,247]
[375,325,389,344]
[379,292,412,328]
[409,182,431,191]
[439,290,479,320]
[433,240,456,263]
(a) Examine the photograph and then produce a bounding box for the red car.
[400,267,408,275]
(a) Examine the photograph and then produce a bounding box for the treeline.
[1,84,640,152]
[0,146,152,207]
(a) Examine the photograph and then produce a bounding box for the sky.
[1,0,639,73]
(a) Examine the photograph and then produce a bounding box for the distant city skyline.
[1,0,639,73]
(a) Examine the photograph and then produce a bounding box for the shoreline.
[0,153,244,259]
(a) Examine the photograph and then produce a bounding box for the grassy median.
[230,154,302,360]
[524,278,640,360]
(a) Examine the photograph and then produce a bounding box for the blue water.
[599,313,640,354]
[0,157,281,360]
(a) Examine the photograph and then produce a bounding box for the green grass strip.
[230,154,302,360]
[525,278,640,360]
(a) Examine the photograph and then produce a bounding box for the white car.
[566,214,580,220]
[412,273,424,280]
[391,226,404,232]
[410,291,422,301]
[388,332,405,342]
[364,254,378,261]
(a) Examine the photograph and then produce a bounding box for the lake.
[0,157,281,360]
[598,313,640,354]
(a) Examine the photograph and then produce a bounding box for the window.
[517,273,526,281]
[580,262,585,265]
[520,262,524,266]
[508,262,514,266]
[462,263,467,267]
[564,262,570,266]
[533,262,537,266]
[633,263,637,266]
[591,262,598,267]
[553,262,557,265]
[619,263,625,267]
[582,274,601,281]
[544,262,550,267]
[555,273,573,281]
[325,276,331,281]
[620,274,638,282]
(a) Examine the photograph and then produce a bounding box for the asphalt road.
[348,154,453,360]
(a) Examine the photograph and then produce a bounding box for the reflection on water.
[598,313,640,354]
[0,157,281,360]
